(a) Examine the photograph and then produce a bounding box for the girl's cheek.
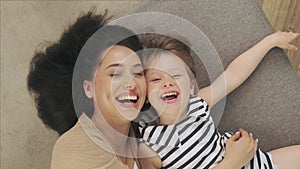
[177,79,186,86]
[147,84,161,99]
[147,85,155,96]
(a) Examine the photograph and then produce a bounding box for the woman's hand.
[265,31,300,51]
[223,129,258,168]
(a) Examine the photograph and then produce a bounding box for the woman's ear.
[83,80,93,99]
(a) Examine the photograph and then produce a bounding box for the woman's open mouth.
[116,93,139,108]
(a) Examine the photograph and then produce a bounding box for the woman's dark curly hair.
[27,10,143,135]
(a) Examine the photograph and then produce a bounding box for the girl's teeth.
[162,92,177,97]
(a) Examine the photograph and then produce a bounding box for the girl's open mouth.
[161,91,179,103]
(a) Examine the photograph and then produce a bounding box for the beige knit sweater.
[51,113,130,169]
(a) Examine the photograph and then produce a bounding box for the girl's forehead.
[145,68,183,78]
[146,52,187,70]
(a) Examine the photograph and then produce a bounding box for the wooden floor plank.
[259,0,300,76]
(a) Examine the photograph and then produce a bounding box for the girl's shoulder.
[189,95,210,110]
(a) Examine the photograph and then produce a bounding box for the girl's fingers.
[287,44,298,51]
[229,131,241,141]
[291,33,300,41]
[294,33,300,37]
[281,31,299,41]
[249,133,255,143]
[254,139,258,152]
[239,129,249,138]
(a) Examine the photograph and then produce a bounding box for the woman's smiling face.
[92,45,146,124]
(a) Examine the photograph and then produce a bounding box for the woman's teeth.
[117,95,138,103]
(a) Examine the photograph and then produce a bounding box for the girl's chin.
[162,97,179,104]
[159,114,182,125]
[160,109,181,117]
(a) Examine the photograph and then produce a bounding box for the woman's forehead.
[99,45,142,69]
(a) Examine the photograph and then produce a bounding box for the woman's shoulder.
[51,121,128,169]
[52,121,86,149]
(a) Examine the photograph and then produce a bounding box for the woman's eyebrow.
[146,71,159,77]
[105,63,143,69]
[134,63,143,68]
[105,63,122,69]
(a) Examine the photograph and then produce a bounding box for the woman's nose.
[125,80,136,90]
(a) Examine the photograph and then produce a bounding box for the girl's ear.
[83,80,93,99]
[190,80,195,95]
[145,97,150,104]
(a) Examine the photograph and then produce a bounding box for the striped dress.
[138,96,274,169]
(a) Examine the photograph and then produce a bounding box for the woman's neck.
[91,113,135,166]
[91,113,131,155]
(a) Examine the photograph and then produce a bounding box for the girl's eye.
[172,74,181,78]
[150,78,161,82]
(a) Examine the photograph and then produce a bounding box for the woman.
[27,10,146,168]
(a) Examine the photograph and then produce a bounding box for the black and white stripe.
[139,96,274,169]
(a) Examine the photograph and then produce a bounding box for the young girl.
[136,32,300,169]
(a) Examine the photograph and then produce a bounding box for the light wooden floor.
[258,0,300,76]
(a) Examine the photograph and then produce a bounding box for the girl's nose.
[162,80,174,88]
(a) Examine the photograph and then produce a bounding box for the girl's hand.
[223,129,258,168]
[266,31,300,51]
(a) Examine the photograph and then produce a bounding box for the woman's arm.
[198,31,300,107]
[137,143,162,169]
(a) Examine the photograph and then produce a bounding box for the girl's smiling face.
[145,52,195,124]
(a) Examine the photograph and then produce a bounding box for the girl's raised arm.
[198,31,300,107]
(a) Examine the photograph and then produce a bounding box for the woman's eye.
[133,72,144,77]
[110,73,121,77]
